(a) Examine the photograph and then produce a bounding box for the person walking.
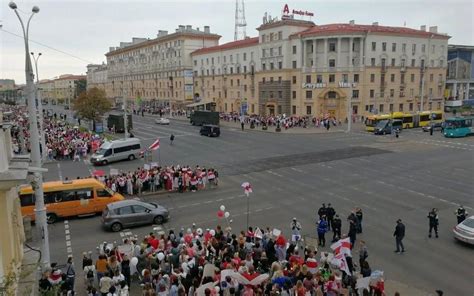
[332,214,342,242]
[358,240,368,268]
[170,134,175,145]
[455,205,468,224]
[317,215,328,247]
[428,208,439,238]
[65,256,76,295]
[355,208,363,234]
[393,219,405,253]
[326,203,336,231]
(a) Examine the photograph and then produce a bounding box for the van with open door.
[91,138,141,165]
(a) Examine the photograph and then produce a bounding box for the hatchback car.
[155,118,170,125]
[453,215,474,245]
[102,199,169,232]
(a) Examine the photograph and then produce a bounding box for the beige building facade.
[191,17,450,118]
[38,74,86,105]
[104,25,220,108]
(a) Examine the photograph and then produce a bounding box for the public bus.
[443,117,474,138]
[365,112,413,131]
[19,178,124,224]
[418,110,443,127]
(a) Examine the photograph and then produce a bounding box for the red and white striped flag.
[148,138,160,150]
[330,237,352,257]
[331,252,351,275]
[241,182,252,196]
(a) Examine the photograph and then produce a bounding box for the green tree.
[74,79,87,98]
[73,87,111,128]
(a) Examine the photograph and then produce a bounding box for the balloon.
[217,210,224,218]
[209,229,216,236]
[215,286,220,293]
[187,228,192,234]
[157,252,165,261]
[197,228,203,235]
[130,257,138,266]
[184,234,193,244]
[220,205,226,211]
[224,211,230,218]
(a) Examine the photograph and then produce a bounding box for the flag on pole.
[254,227,263,239]
[241,182,252,196]
[330,237,352,257]
[331,252,351,275]
[148,138,160,151]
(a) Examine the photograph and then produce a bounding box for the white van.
[91,138,141,165]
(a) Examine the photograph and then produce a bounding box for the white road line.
[65,235,70,240]
[57,163,63,181]
[204,200,212,204]
[65,229,70,235]
[67,247,72,253]
[216,198,223,201]
[291,167,304,173]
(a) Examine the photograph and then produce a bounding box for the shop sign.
[302,83,326,89]
[338,82,357,88]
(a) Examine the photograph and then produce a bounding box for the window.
[306,106,312,115]
[329,42,336,52]
[278,31,283,40]
[132,205,148,213]
[328,91,337,99]
[292,91,296,99]
[270,77,274,83]
[402,43,406,52]
[371,42,376,51]
[412,44,416,55]
[421,44,426,53]
[430,74,433,82]
[391,59,396,67]
[306,91,312,99]
[439,60,444,67]
[392,43,396,52]
[370,74,375,83]
[389,104,394,112]
[270,48,274,57]
[262,63,266,71]
[292,45,297,54]
[97,188,112,198]
[193,60,197,66]
[371,58,376,66]
[278,61,282,69]
[292,76,297,84]
[410,88,414,96]
[382,42,387,51]
[117,206,134,215]
[342,74,349,83]
[391,74,395,82]
[306,75,311,83]
[411,59,415,67]
[399,103,404,111]
[329,59,336,67]
[278,47,282,56]
[390,89,394,97]
[370,89,375,98]
[411,74,415,82]
[76,189,93,200]
[262,77,266,83]
[278,91,283,99]
[400,73,405,84]
[292,61,297,68]
[20,194,34,206]
[292,105,296,114]
[317,75,323,83]
[409,103,414,111]
[354,74,359,83]
[270,63,274,70]
[329,74,335,83]
[262,49,266,58]
[352,90,359,98]
[379,104,384,113]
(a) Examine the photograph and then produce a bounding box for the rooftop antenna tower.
[234,0,247,40]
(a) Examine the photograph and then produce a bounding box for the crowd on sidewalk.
[93,165,219,196]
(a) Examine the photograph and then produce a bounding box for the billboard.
[184,84,194,101]
[184,70,194,85]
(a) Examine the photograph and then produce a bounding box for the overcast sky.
[1,0,473,84]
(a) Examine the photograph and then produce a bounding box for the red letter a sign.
[283,4,289,14]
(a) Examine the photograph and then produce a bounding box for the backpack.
[87,268,94,278]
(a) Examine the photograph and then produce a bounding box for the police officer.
[317,203,327,221]
[455,205,468,224]
[355,207,363,234]
[428,208,439,238]
[332,214,342,242]
[326,203,336,231]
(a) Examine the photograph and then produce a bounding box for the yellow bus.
[418,110,443,127]
[366,112,414,131]
[19,178,124,224]
[391,112,415,129]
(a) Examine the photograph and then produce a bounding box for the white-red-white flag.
[241,182,252,196]
[148,138,160,151]
[254,227,263,239]
[330,237,352,257]
[331,252,351,275]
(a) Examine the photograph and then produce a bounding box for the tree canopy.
[73,87,111,122]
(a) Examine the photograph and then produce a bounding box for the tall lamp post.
[9,1,50,266]
[31,52,48,163]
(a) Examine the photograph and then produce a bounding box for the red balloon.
[217,210,224,218]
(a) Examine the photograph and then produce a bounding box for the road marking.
[266,170,283,177]
[216,198,223,201]
[65,235,70,240]
[291,167,304,173]
[65,229,70,235]
[67,247,72,253]
[204,200,212,204]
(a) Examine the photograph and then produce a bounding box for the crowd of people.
[94,165,219,196]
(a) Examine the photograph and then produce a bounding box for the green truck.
[190,110,220,126]
[107,112,132,133]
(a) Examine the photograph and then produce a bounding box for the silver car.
[102,199,169,232]
[453,215,474,245]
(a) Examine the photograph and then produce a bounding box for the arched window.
[327,91,338,99]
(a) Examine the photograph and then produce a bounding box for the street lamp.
[31,52,48,163]
[9,1,50,267]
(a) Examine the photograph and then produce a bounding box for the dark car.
[374,119,403,135]
[422,122,444,132]
[102,199,169,232]
[200,124,220,137]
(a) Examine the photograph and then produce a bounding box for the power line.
[1,27,96,64]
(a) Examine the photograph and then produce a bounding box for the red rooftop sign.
[283,4,314,17]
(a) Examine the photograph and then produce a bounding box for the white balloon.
[209,229,216,236]
[197,228,203,235]
[130,257,138,266]
[157,252,165,261]
[215,286,220,293]
[224,211,230,218]
[220,205,226,211]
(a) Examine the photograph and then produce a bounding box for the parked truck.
[107,112,132,133]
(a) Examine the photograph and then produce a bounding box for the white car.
[155,118,170,125]
[453,215,474,245]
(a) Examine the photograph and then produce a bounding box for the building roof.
[191,37,259,56]
[55,75,86,81]
[257,19,315,31]
[448,44,474,50]
[292,23,450,39]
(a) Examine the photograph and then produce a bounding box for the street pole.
[31,52,48,163]
[347,89,352,133]
[123,95,128,139]
[9,2,50,266]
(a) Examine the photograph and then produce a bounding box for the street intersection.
[40,109,474,295]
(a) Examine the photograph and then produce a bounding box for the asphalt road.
[37,105,474,295]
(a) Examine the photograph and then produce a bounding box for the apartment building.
[446,45,474,101]
[86,63,108,92]
[192,16,449,118]
[104,25,220,108]
[38,74,87,105]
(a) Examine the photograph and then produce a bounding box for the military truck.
[107,112,132,133]
[190,110,219,126]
